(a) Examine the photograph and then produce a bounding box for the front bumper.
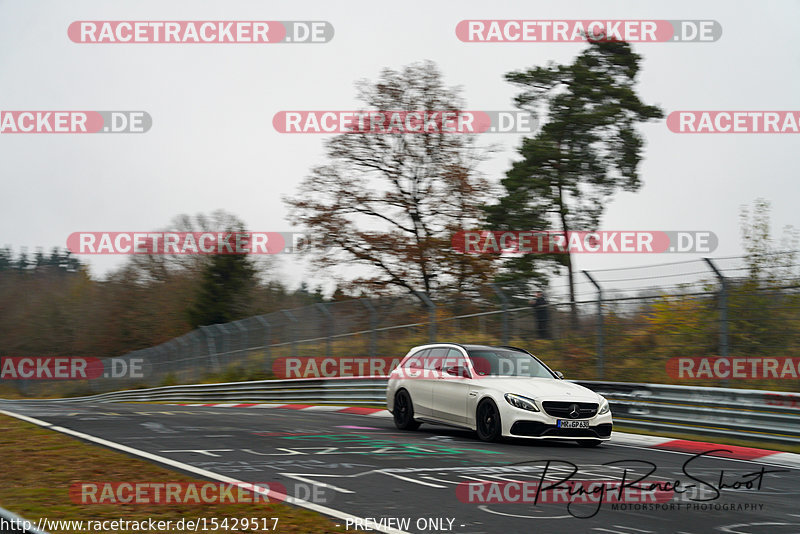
[509,421,612,439]
[499,403,614,440]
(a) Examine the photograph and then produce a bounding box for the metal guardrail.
[3,378,799,445]
[3,378,390,406]
[573,381,800,445]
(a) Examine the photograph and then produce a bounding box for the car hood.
[473,377,600,402]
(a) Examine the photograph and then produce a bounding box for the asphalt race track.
[1,401,799,534]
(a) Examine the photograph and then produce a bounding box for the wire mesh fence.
[3,252,799,397]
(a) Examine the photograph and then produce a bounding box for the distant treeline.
[0,244,341,360]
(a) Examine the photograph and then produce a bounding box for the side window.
[428,347,449,370]
[447,349,467,367]
[403,349,429,369]
[445,348,467,368]
[469,351,495,376]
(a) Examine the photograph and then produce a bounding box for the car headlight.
[598,397,610,415]
[504,393,540,412]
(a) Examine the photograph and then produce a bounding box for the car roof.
[463,344,529,352]
[413,343,528,352]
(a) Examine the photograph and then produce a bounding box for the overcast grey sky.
[1,0,798,296]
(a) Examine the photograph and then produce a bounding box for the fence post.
[490,284,509,345]
[191,332,203,381]
[281,310,299,357]
[154,346,167,383]
[255,316,272,365]
[233,321,248,361]
[413,291,437,342]
[215,324,230,366]
[200,325,221,373]
[582,270,604,380]
[704,258,730,383]
[361,299,378,358]
[177,337,188,378]
[127,350,142,387]
[166,340,179,376]
[316,303,334,357]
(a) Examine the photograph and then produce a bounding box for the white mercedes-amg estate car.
[386,343,612,446]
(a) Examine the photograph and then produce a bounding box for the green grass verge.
[0,414,356,533]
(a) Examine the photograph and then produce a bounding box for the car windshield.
[467,349,555,378]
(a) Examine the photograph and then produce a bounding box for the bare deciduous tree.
[286,61,496,302]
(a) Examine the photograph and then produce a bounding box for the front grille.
[510,422,612,438]
[511,421,612,438]
[541,401,598,419]
[542,427,598,437]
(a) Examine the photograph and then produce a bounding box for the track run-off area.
[1,401,799,534]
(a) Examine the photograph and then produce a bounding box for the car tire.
[476,399,503,442]
[577,439,603,448]
[393,390,421,431]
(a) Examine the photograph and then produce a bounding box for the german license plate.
[558,419,589,429]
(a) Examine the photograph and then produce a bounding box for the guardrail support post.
[490,284,509,345]
[583,270,604,380]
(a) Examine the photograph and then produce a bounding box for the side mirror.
[555,371,564,379]
[445,366,470,378]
